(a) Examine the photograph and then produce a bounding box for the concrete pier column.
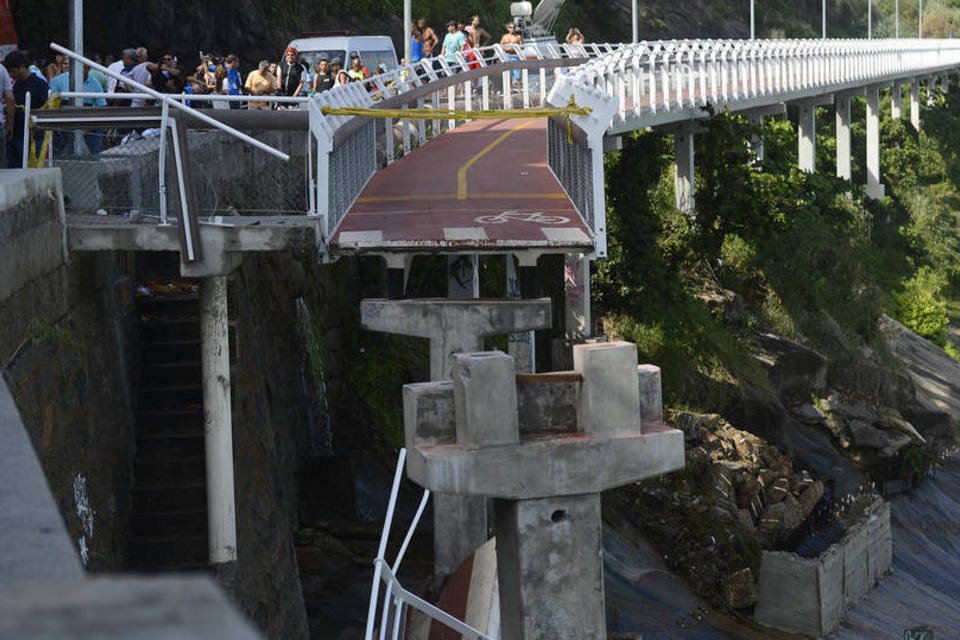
[495,494,604,639]
[564,254,590,340]
[448,254,479,298]
[943,75,950,94]
[199,275,237,565]
[866,85,886,200]
[927,76,936,107]
[401,342,685,640]
[361,298,551,577]
[747,113,765,161]
[674,125,695,213]
[891,83,902,119]
[836,93,852,180]
[797,101,817,173]
[911,79,921,131]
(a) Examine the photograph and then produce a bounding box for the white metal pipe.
[59,91,308,104]
[392,490,430,573]
[158,101,169,225]
[750,0,755,39]
[869,0,873,39]
[403,0,412,65]
[919,0,923,38]
[822,0,826,39]
[22,91,30,168]
[896,0,900,38]
[49,43,290,161]
[200,275,237,565]
[632,0,638,43]
[69,0,83,102]
[364,448,407,640]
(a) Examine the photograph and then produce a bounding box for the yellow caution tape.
[320,96,591,143]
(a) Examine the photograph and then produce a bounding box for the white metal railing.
[556,38,960,130]
[364,449,494,640]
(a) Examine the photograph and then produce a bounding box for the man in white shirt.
[0,62,13,168]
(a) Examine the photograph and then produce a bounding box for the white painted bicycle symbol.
[474,211,570,225]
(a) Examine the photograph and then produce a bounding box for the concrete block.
[432,493,490,578]
[574,341,640,436]
[865,501,892,583]
[843,520,870,603]
[637,364,663,424]
[516,374,579,436]
[402,381,455,450]
[817,543,844,634]
[754,551,821,637]
[0,575,263,639]
[495,494,605,640]
[0,379,84,588]
[453,352,519,449]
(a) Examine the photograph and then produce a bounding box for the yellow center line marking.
[356,192,567,203]
[457,120,536,201]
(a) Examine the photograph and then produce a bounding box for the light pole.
[896,0,900,38]
[868,0,873,39]
[403,0,411,65]
[822,0,826,38]
[632,0,638,43]
[750,0,755,39]
[919,0,924,38]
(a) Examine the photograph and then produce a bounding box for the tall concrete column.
[866,85,886,199]
[836,93,852,180]
[361,298,552,577]
[674,126,695,213]
[943,75,950,94]
[564,254,590,340]
[927,76,936,107]
[199,275,237,565]
[448,254,479,298]
[891,83,902,119]
[911,79,921,131]
[748,113,765,161]
[798,101,817,173]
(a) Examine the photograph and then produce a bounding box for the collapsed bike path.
[329,117,594,255]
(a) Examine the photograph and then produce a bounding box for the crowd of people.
[1,16,586,167]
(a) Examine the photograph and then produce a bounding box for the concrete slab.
[0,378,84,589]
[0,575,262,639]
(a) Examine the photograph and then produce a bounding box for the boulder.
[764,477,791,505]
[875,414,926,444]
[848,419,891,449]
[797,480,824,519]
[825,395,878,423]
[737,474,763,510]
[795,403,826,424]
[778,494,804,534]
[880,432,914,458]
[752,334,828,397]
[722,568,758,609]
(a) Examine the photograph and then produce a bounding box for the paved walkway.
[330,117,593,255]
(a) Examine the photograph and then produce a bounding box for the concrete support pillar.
[911,79,921,131]
[199,275,237,565]
[748,114,765,161]
[891,83,902,119]
[506,254,536,373]
[836,93,852,181]
[866,85,886,200]
[797,101,817,173]
[943,75,950,94]
[927,76,936,107]
[361,298,551,577]
[495,494,605,639]
[448,254,479,298]
[674,126,695,213]
[563,254,590,340]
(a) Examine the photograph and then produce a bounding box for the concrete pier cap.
[401,341,685,499]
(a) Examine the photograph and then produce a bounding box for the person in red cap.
[277,45,307,97]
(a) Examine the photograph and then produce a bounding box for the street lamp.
[919,0,924,38]
[403,0,411,65]
[868,0,873,39]
[896,0,900,38]
[632,0,638,43]
[822,0,826,38]
[750,0,755,39]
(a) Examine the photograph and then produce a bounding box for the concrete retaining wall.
[754,497,892,637]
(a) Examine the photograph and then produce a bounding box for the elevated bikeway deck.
[328,116,592,257]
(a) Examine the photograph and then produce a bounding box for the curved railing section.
[551,38,960,133]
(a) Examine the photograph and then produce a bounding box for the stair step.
[137,295,200,319]
[140,362,202,387]
[135,434,204,460]
[133,484,206,511]
[136,407,203,430]
[139,317,201,342]
[134,457,206,485]
[138,384,202,410]
[130,508,207,537]
[141,340,201,365]
[128,534,208,569]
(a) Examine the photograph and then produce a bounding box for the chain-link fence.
[37,122,311,219]
[547,117,594,230]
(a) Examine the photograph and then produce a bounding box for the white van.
[286,33,398,72]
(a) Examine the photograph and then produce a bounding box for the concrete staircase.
[128,288,209,571]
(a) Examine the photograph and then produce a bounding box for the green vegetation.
[596,89,960,410]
